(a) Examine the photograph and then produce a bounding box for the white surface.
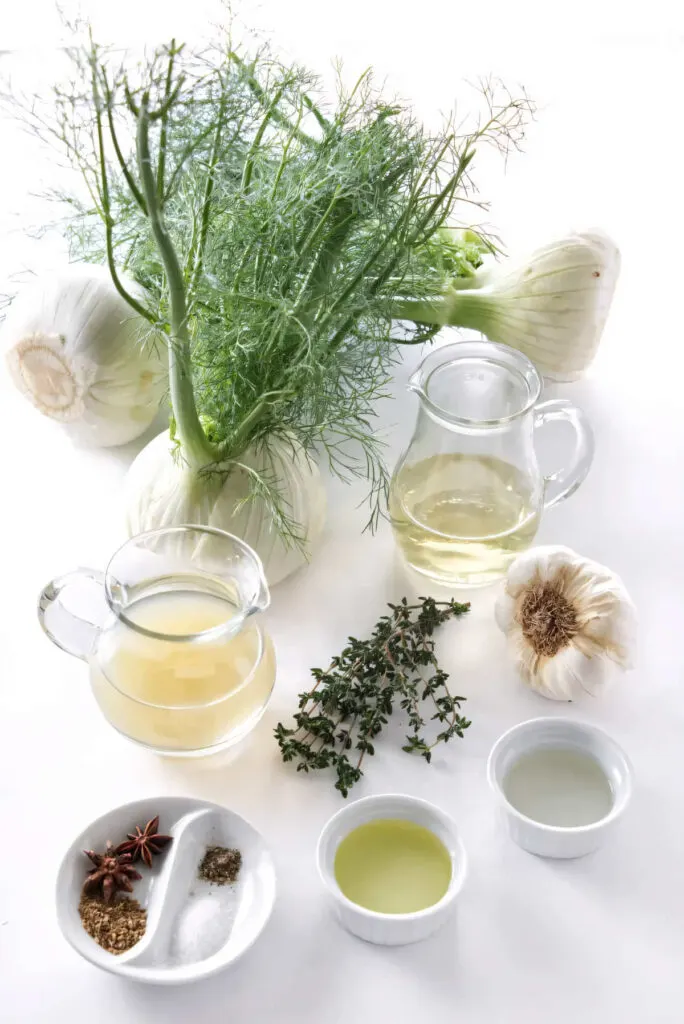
[1,2,684,1021]
[56,797,276,984]
[317,793,467,945]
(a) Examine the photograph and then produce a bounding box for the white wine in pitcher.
[389,341,594,586]
[389,453,541,585]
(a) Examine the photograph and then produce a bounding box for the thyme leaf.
[275,596,471,796]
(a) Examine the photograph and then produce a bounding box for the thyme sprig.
[275,597,471,796]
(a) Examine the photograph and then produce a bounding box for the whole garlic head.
[495,546,636,701]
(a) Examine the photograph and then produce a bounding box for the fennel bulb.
[40,28,530,551]
[2,265,166,445]
[395,231,620,380]
[125,431,327,585]
[39,26,532,581]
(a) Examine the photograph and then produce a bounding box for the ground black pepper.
[198,846,242,885]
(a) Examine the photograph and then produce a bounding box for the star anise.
[115,816,173,868]
[82,842,142,902]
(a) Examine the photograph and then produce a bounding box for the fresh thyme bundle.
[20,24,531,576]
[275,597,470,796]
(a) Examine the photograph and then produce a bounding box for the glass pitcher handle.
[38,569,108,661]
[534,399,594,510]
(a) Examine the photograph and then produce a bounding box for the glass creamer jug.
[38,526,275,756]
[389,341,594,586]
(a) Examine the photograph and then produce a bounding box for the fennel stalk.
[28,26,532,534]
[134,93,214,469]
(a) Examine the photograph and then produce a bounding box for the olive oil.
[389,453,541,585]
[90,590,275,753]
[504,749,614,827]
[334,819,452,914]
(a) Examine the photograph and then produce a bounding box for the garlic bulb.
[495,545,636,700]
[125,430,327,585]
[2,265,167,446]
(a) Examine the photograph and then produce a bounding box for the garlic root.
[495,545,636,700]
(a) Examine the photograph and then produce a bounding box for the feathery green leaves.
[28,25,532,532]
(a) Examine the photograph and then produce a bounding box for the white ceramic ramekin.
[487,717,633,859]
[316,793,467,945]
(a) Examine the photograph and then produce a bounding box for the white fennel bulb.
[396,230,620,381]
[2,265,167,446]
[125,430,327,585]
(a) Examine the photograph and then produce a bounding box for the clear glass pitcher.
[389,341,594,586]
[38,526,275,756]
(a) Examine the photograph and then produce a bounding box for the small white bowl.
[487,717,633,859]
[56,796,276,984]
[316,793,467,945]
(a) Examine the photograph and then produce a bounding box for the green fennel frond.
[10,21,533,534]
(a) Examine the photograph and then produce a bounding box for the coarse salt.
[168,890,237,965]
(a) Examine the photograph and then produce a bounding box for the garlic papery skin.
[125,430,327,586]
[495,545,636,701]
[2,265,167,446]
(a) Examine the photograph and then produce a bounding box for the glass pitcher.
[389,341,594,587]
[38,526,275,756]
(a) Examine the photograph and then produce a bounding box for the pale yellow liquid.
[90,590,275,754]
[389,453,541,585]
[334,819,452,914]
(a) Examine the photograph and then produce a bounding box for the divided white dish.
[56,796,276,984]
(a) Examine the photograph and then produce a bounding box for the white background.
[1,2,684,1021]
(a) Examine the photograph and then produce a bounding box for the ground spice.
[79,894,147,954]
[198,846,242,886]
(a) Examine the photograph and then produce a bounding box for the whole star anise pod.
[115,816,173,868]
[82,842,142,902]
